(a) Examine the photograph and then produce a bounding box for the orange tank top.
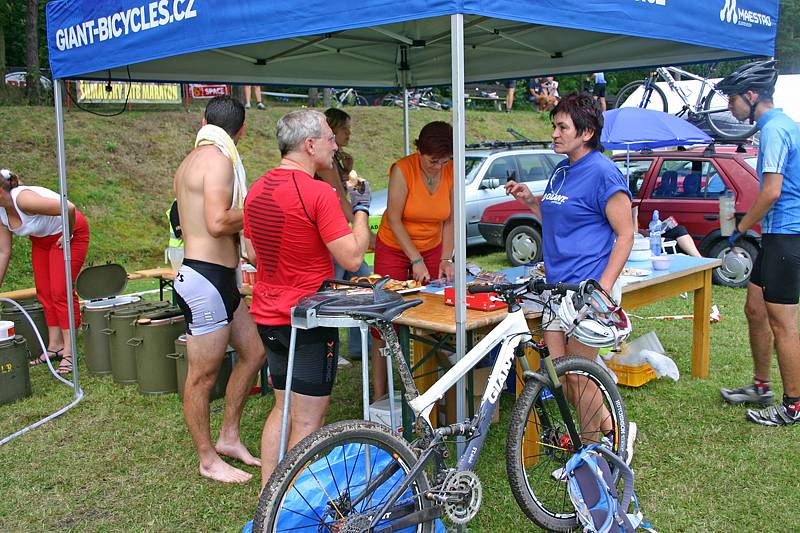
[377,153,453,252]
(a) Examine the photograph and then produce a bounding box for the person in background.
[0,169,89,375]
[244,86,266,110]
[244,109,371,484]
[505,92,636,459]
[173,95,266,484]
[316,107,374,360]
[370,121,456,400]
[543,76,560,103]
[505,79,517,113]
[527,77,556,112]
[593,72,608,112]
[716,60,800,427]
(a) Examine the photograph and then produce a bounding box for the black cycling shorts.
[593,83,607,98]
[257,325,339,397]
[504,79,517,89]
[663,225,689,241]
[750,234,800,304]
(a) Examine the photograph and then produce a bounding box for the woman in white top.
[0,169,90,374]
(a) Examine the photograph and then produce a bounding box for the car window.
[614,159,652,197]
[743,157,757,170]
[546,154,567,169]
[483,156,517,184]
[653,159,728,199]
[465,156,485,182]
[514,154,551,183]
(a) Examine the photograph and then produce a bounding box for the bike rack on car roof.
[465,139,552,150]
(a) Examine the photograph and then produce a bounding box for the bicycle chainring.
[441,470,482,524]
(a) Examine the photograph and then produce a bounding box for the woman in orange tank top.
[371,122,455,399]
[375,121,455,285]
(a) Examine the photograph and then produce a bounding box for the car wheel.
[708,238,758,288]
[505,225,543,266]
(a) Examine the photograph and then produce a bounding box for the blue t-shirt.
[540,150,630,284]
[757,108,800,234]
[594,72,606,84]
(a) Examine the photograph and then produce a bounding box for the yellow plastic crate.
[607,360,656,387]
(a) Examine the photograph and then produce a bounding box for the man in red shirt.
[243,109,371,484]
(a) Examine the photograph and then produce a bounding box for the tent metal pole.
[403,86,410,155]
[450,13,467,459]
[53,79,81,399]
[1,80,85,447]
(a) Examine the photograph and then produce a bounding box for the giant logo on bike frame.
[719,0,772,28]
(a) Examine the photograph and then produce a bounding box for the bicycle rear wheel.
[702,89,759,140]
[615,80,667,111]
[354,95,369,106]
[253,420,434,533]
[506,356,628,532]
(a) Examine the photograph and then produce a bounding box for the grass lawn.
[1,246,798,532]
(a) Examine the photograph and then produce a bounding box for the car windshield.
[465,156,485,182]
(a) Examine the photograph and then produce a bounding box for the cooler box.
[171,334,234,401]
[1,299,48,360]
[0,335,32,405]
[76,263,142,375]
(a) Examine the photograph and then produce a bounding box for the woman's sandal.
[56,354,73,375]
[29,348,63,367]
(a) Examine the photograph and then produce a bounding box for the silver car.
[370,145,564,246]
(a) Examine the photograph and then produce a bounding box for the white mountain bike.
[252,277,631,532]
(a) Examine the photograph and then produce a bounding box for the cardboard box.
[369,393,403,434]
[439,366,500,426]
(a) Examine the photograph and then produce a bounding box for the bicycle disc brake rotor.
[442,470,482,524]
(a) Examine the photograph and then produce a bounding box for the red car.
[478,145,761,287]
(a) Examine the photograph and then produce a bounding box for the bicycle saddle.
[292,278,422,329]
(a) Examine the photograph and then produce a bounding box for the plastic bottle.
[719,190,735,236]
[649,210,662,257]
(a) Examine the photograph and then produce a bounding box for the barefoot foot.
[216,440,261,467]
[199,456,253,484]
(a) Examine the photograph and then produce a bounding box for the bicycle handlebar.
[467,278,599,299]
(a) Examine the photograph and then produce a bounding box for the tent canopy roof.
[46,1,779,86]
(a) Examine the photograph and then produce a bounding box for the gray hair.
[276,109,326,156]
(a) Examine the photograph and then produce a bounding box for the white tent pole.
[403,86,410,155]
[450,13,467,458]
[53,79,80,398]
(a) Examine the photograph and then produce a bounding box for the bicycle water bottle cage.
[292,277,421,329]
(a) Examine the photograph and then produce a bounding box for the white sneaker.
[257,102,266,110]
[625,421,637,466]
[244,102,251,109]
[337,357,352,368]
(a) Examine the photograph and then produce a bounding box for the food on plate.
[471,270,509,286]
[345,274,422,292]
[621,267,652,277]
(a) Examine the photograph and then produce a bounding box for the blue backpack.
[565,443,651,533]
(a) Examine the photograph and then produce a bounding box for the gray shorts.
[174,258,242,336]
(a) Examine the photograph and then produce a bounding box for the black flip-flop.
[30,348,63,367]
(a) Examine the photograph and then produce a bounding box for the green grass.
[1,247,799,531]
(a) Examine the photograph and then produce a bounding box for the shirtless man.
[173,95,266,483]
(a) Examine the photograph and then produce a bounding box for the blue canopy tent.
[38,0,778,443]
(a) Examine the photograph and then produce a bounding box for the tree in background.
[776,0,800,73]
[25,0,42,104]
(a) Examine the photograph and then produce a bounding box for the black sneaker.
[720,384,774,406]
[745,404,800,427]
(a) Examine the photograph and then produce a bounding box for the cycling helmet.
[715,59,778,97]
[558,281,632,349]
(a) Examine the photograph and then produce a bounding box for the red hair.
[414,121,453,159]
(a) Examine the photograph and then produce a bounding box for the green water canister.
[130,306,185,396]
[1,299,48,360]
[107,301,171,385]
[0,336,32,405]
[76,264,142,375]
[171,334,234,401]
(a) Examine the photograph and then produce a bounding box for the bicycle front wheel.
[506,356,628,532]
[702,89,759,140]
[615,80,667,111]
[354,95,369,106]
[253,420,434,533]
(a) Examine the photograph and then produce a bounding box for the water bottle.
[649,210,662,257]
[719,190,735,236]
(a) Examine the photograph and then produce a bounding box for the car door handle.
[704,214,719,221]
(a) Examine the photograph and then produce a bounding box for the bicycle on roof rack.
[252,277,630,533]
[615,64,759,141]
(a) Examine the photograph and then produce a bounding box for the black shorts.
[593,83,607,98]
[663,225,689,241]
[750,234,800,304]
[504,79,517,89]
[174,258,242,336]
[257,325,339,397]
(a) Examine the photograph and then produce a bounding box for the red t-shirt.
[243,168,352,325]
